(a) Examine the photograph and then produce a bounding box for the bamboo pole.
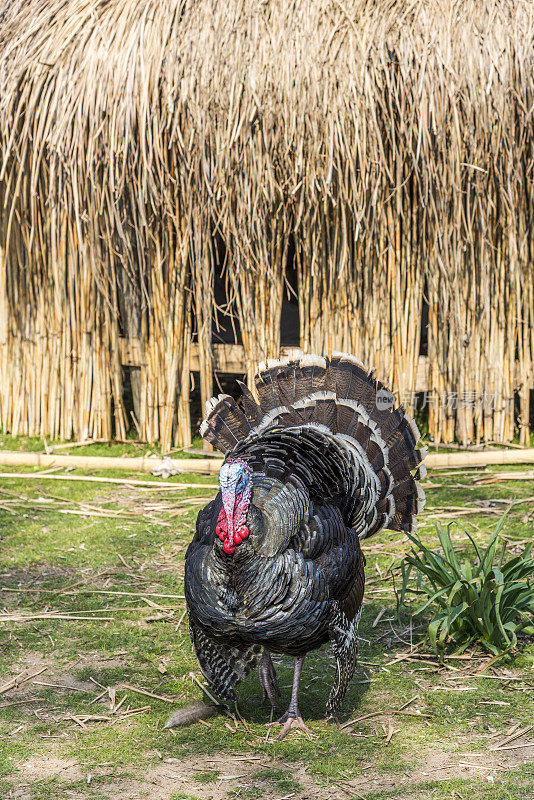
[1,448,534,474]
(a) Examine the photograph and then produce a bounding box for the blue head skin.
[216,458,253,554]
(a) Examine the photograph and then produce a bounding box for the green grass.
[0,431,207,458]
[0,448,533,799]
[192,769,220,783]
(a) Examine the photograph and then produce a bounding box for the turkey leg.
[258,650,280,717]
[272,655,314,740]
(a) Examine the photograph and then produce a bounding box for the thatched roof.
[0,0,533,447]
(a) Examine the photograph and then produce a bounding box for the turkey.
[184,353,426,738]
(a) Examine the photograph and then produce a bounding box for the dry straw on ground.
[0,0,533,449]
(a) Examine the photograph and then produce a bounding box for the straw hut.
[0,0,533,450]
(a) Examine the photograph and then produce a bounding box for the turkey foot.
[259,650,280,717]
[274,712,314,740]
[266,655,315,739]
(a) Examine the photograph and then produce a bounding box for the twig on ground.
[1,613,114,622]
[188,672,220,707]
[121,684,174,703]
[32,682,92,693]
[0,667,48,695]
[1,587,185,600]
[0,472,217,490]
[372,607,386,628]
[0,698,40,708]
[340,707,430,730]
[491,725,532,750]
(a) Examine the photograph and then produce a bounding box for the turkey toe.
[275,716,315,740]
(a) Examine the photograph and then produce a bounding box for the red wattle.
[216,494,249,553]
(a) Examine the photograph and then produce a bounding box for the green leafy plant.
[397,510,534,654]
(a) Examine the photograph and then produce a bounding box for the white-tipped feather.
[265,357,283,370]
[331,351,367,370]
[336,433,380,502]
[298,354,327,369]
[409,418,421,442]
[359,507,378,539]
[334,397,373,424]
[367,430,389,466]
[296,421,336,438]
[417,463,428,479]
[248,405,290,437]
[384,495,396,528]
[382,465,394,496]
[292,390,336,409]
[416,484,426,512]
[204,393,231,416]
[254,355,295,376]
[199,420,208,437]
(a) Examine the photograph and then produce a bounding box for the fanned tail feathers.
[200,353,426,536]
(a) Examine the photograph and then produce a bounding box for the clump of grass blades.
[397,510,534,655]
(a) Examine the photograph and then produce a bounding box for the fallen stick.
[121,684,175,703]
[492,741,534,751]
[44,439,97,452]
[188,672,223,707]
[1,588,185,600]
[0,472,217,489]
[1,614,114,622]
[0,667,47,695]
[474,652,508,675]
[32,681,92,692]
[0,698,40,708]
[491,725,532,750]
[460,675,532,683]
[398,695,419,711]
[58,509,153,521]
[423,509,501,518]
[340,708,430,729]
[89,690,108,706]
[384,719,396,744]
[475,472,534,484]
[116,706,151,717]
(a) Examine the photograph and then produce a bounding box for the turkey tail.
[200,352,426,536]
[199,394,254,452]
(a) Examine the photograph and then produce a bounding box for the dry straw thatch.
[0,0,533,450]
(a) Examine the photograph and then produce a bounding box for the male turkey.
[184,354,426,738]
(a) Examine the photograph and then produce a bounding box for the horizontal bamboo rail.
[1,449,534,475]
[425,450,534,469]
[0,451,221,475]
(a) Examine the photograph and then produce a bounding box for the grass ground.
[0,450,532,799]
